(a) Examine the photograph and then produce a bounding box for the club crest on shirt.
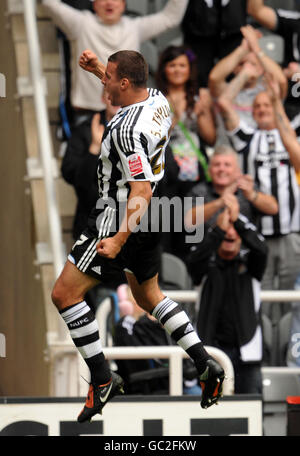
[128,153,143,177]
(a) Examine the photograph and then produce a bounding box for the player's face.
[102,88,120,116]
[209,155,240,188]
[93,0,126,25]
[164,54,190,87]
[253,92,276,130]
[102,61,123,106]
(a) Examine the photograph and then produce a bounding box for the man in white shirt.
[42,0,188,112]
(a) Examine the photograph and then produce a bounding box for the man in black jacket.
[181,0,258,87]
[187,194,268,393]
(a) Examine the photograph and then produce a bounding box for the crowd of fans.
[43,0,300,395]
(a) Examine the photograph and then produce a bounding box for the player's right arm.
[97,181,153,259]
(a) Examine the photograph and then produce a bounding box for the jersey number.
[150,136,167,175]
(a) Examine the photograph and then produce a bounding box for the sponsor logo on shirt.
[128,154,143,177]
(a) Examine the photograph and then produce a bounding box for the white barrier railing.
[164,290,300,303]
[102,345,235,396]
[94,290,300,399]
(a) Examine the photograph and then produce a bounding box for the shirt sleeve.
[134,0,188,42]
[275,9,300,36]
[226,120,255,154]
[112,127,154,182]
[234,214,268,281]
[42,0,83,40]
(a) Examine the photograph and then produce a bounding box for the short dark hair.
[108,50,148,88]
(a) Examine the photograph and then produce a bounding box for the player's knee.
[51,282,65,310]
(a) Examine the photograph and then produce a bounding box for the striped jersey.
[97,88,171,202]
[228,116,300,236]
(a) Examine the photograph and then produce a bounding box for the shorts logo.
[92,266,102,275]
[128,154,143,177]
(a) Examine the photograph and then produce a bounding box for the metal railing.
[102,345,235,396]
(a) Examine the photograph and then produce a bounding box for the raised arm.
[137,0,188,42]
[208,39,249,98]
[267,76,300,172]
[241,25,288,99]
[42,0,82,39]
[194,89,216,146]
[221,60,262,104]
[247,0,277,31]
[217,93,240,133]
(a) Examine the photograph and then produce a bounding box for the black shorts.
[68,226,162,285]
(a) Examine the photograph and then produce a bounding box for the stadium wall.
[0,1,50,397]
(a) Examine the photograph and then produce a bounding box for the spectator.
[185,144,278,232]
[42,0,188,116]
[187,198,267,394]
[155,45,216,259]
[248,0,300,120]
[181,0,260,88]
[209,24,287,144]
[61,89,119,240]
[218,71,300,324]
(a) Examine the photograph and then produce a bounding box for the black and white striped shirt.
[228,118,300,236]
[276,8,300,65]
[97,88,171,203]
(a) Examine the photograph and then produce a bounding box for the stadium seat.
[126,0,149,16]
[161,252,193,291]
[259,34,284,64]
[140,40,159,75]
[160,252,195,323]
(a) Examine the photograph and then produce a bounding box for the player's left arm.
[96,180,152,259]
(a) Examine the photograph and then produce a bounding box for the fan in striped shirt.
[51,49,225,423]
[218,69,300,323]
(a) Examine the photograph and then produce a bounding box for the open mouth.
[224,238,235,243]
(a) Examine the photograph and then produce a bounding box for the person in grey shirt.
[42,0,188,112]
